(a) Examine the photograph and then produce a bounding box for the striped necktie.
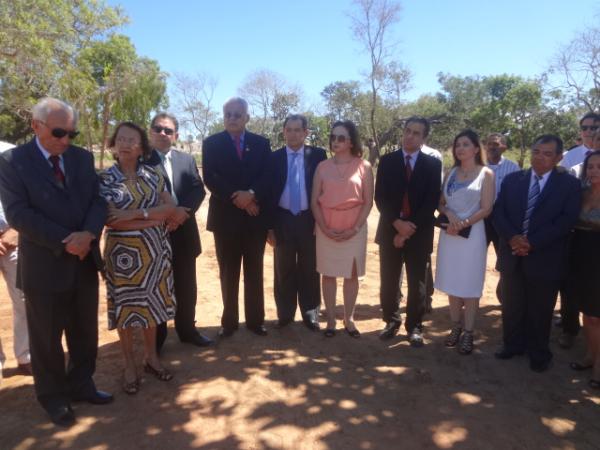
[522,174,541,235]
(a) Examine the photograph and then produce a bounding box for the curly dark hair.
[330,120,362,157]
[109,121,153,161]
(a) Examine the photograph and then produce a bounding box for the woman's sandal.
[122,377,140,395]
[570,361,593,371]
[444,326,462,347]
[324,328,336,338]
[143,362,173,381]
[458,331,474,355]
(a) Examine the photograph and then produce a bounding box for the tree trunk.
[100,93,112,170]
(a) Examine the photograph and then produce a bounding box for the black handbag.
[434,214,471,239]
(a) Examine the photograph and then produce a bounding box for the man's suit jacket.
[202,130,271,233]
[147,149,206,257]
[268,145,327,242]
[375,149,442,253]
[492,168,581,280]
[0,140,107,292]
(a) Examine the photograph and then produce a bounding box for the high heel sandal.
[343,322,361,338]
[122,377,140,395]
[143,362,173,381]
[458,331,474,355]
[444,326,462,347]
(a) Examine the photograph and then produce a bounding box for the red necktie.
[401,155,412,218]
[235,136,243,160]
[49,155,65,186]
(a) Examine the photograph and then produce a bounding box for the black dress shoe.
[247,325,268,336]
[181,333,214,347]
[379,321,400,340]
[47,404,76,427]
[530,359,552,373]
[218,327,236,338]
[494,347,524,360]
[72,390,114,405]
[303,320,320,331]
[275,318,293,329]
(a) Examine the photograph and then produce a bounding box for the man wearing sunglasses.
[0,98,111,427]
[147,112,213,351]
[557,111,600,349]
[202,97,272,338]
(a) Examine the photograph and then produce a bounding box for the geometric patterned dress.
[99,163,176,329]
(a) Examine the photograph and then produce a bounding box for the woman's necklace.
[333,157,353,179]
[457,166,478,181]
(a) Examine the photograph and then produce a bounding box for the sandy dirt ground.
[0,197,599,450]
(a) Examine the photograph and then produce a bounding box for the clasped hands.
[322,226,359,242]
[232,190,259,216]
[444,211,468,236]
[392,219,416,248]
[63,230,95,260]
[509,234,531,256]
[0,228,18,256]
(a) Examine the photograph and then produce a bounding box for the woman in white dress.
[435,130,495,354]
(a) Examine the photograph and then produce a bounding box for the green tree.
[0,0,125,142]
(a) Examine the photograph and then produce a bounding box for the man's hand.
[107,204,138,225]
[165,206,190,231]
[63,231,95,260]
[509,235,531,256]
[232,190,255,209]
[245,201,260,216]
[1,228,18,248]
[393,219,416,239]
[393,233,407,248]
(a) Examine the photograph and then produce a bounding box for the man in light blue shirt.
[484,133,519,303]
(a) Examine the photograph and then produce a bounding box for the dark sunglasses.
[329,134,348,143]
[39,121,79,139]
[151,125,175,136]
[580,125,599,132]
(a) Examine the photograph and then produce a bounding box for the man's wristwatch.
[142,208,149,220]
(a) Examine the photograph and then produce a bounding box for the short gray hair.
[223,97,249,114]
[32,97,78,125]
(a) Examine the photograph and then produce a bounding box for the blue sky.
[109,0,599,115]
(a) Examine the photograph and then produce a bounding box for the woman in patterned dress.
[100,122,177,394]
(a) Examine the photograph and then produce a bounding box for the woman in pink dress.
[311,120,374,338]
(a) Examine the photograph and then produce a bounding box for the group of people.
[0,96,598,429]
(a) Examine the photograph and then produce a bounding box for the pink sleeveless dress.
[315,157,368,278]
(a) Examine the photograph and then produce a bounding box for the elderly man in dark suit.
[0,98,111,427]
[146,112,213,351]
[493,134,581,372]
[202,98,271,337]
[267,114,326,331]
[375,117,442,347]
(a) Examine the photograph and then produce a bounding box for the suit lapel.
[63,149,75,189]
[169,149,181,194]
[518,169,532,213]
[533,168,556,212]
[27,141,66,191]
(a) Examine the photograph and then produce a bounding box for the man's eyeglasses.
[224,112,244,120]
[330,134,348,143]
[580,125,599,132]
[151,125,175,136]
[38,121,79,139]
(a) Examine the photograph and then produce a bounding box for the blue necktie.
[522,174,541,235]
[289,152,301,215]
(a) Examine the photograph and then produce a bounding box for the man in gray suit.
[0,98,112,427]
